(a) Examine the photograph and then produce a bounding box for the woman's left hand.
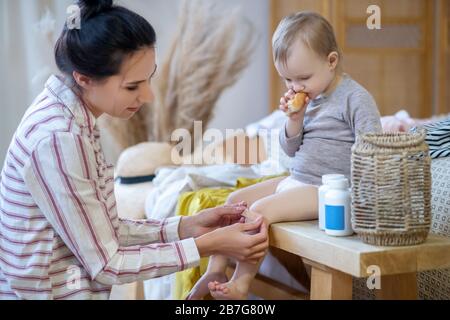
[179,202,247,239]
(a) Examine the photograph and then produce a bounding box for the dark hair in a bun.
[78,0,113,20]
[54,0,156,86]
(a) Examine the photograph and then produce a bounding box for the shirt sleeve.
[345,91,383,136]
[22,132,200,285]
[117,216,182,246]
[279,120,304,157]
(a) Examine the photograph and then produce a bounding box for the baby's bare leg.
[186,255,229,300]
[210,184,318,300]
[226,176,286,207]
[187,176,285,300]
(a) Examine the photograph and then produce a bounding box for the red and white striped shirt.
[0,75,200,300]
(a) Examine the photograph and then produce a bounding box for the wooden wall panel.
[343,0,380,19]
[442,0,450,113]
[334,0,433,117]
[343,53,382,101]
[382,0,425,19]
[269,0,439,118]
[440,0,450,114]
[383,55,423,117]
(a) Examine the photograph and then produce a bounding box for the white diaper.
[275,176,308,193]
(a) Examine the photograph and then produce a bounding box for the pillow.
[245,110,292,172]
[417,156,450,299]
[114,142,175,220]
[259,129,293,173]
[115,142,174,180]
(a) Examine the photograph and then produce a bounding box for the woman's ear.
[327,51,339,71]
[72,71,93,90]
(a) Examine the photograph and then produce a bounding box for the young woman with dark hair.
[0,0,268,300]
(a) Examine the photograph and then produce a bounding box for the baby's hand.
[279,89,296,113]
[279,89,309,121]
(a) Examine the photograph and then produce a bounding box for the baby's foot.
[186,272,228,300]
[208,280,248,300]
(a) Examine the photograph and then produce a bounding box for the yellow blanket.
[173,175,284,300]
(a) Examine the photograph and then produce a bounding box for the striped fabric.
[0,75,200,300]
[422,118,450,159]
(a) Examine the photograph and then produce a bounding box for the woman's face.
[79,47,157,119]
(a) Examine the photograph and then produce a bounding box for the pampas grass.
[151,0,256,144]
[102,0,256,152]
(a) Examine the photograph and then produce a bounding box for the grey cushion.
[417,157,450,299]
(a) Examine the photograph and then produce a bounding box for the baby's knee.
[249,200,272,225]
[226,190,244,205]
[249,201,277,225]
[249,201,267,217]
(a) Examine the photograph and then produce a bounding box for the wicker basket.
[351,131,431,246]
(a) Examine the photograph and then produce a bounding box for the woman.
[0,0,268,300]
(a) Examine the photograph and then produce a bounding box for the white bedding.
[143,161,307,300]
[130,109,429,299]
[142,111,309,299]
[144,164,262,220]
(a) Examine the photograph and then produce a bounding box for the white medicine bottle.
[318,174,345,230]
[324,178,353,237]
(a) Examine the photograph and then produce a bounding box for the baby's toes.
[221,286,230,294]
[208,281,217,291]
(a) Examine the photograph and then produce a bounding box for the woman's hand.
[178,202,247,239]
[194,217,269,264]
[279,89,309,122]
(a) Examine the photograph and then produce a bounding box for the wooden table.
[269,220,450,300]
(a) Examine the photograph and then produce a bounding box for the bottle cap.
[327,178,349,189]
[322,174,346,185]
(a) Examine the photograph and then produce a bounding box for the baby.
[188,11,382,300]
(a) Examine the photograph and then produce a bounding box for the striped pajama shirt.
[0,75,200,300]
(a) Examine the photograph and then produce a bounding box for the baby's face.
[275,40,337,100]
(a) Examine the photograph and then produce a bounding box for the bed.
[111,122,313,300]
[111,112,450,300]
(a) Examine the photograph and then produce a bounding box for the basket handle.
[359,130,426,148]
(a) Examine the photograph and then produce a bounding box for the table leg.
[375,272,417,300]
[310,266,353,300]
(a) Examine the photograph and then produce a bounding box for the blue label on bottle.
[325,205,345,230]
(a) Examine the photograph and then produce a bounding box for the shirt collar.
[44,74,97,132]
[309,74,350,106]
[311,94,327,105]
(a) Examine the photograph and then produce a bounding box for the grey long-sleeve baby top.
[279,73,382,186]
